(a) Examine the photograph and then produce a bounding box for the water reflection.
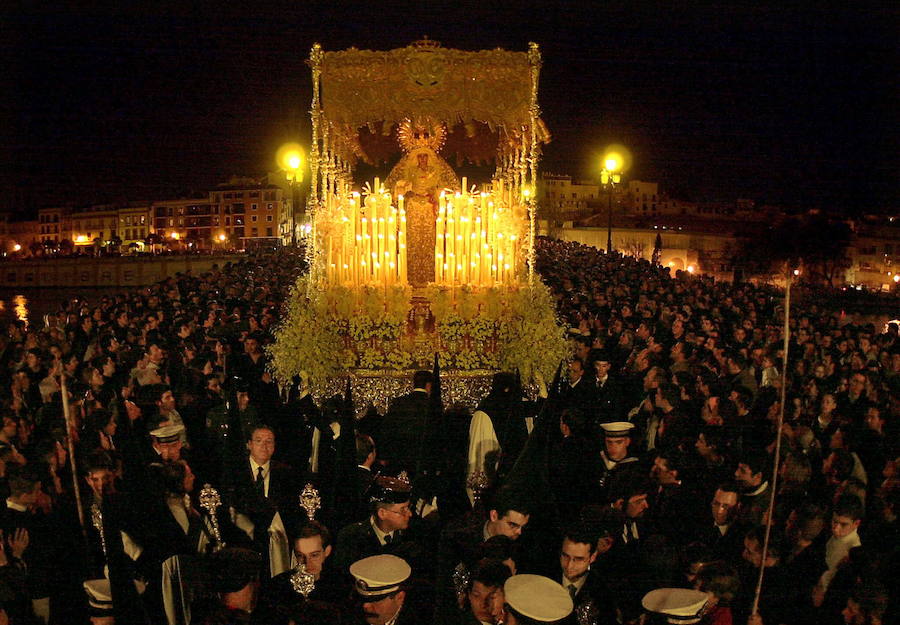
[13,295,28,327]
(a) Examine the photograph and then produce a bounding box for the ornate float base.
[268,277,568,404]
[315,368,508,414]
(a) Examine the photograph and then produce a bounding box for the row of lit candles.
[322,178,524,288]
[433,184,520,286]
[325,182,406,286]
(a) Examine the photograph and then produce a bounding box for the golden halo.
[397,117,447,153]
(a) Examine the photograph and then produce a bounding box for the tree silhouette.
[734,214,851,286]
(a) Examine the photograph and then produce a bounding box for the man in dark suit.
[333,476,424,576]
[648,449,705,545]
[222,425,300,578]
[551,523,617,625]
[353,433,378,524]
[256,520,344,616]
[700,482,750,562]
[589,349,624,424]
[560,358,593,414]
[378,370,433,473]
[0,466,53,624]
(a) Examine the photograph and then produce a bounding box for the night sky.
[2,3,897,215]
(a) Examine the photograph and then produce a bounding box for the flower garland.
[269,277,568,386]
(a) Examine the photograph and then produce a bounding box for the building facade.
[846,216,900,290]
[117,204,152,249]
[37,207,69,244]
[211,178,284,247]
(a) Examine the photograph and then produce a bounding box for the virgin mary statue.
[385,118,459,286]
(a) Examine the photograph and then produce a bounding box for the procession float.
[269,39,568,409]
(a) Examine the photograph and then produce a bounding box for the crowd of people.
[0,238,894,625]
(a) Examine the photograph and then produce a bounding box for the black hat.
[208,547,262,593]
[590,348,613,364]
[367,475,411,505]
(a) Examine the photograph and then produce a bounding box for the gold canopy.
[306,40,545,288]
[320,40,539,131]
[309,39,548,169]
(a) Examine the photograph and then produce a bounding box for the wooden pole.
[59,373,87,540]
[752,269,792,615]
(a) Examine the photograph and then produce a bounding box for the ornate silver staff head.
[199,483,225,547]
[576,600,599,625]
[467,470,489,502]
[290,562,316,598]
[299,483,321,521]
[91,502,107,556]
[199,484,222,513]
[451,562,470,603]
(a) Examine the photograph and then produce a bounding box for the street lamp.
[600,147,627,253]
[277,143,305,247]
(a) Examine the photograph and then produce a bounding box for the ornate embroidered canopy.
[309,39,548,168]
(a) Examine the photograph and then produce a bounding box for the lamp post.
[600,151,624,253]
[277,143,305,247]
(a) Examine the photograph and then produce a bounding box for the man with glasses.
[333,476,423,574]
[435,488,530,624]
[257,520,344,614]
[700,481,748,562]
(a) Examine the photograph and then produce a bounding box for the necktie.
[568,584,577,600]
[383,533,393,545]
[255,466,265,496]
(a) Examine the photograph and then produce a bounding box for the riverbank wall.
[0,254,245,288]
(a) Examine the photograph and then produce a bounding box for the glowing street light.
[12,243,21,252]
[599,144,631,253]
[277,142,306,247]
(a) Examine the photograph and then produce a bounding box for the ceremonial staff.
[752,267,794,616]
[60,372,87,539]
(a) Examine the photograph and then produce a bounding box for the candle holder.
[299,483,321,521]
[199,484,225,548]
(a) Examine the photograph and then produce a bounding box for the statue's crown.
[398,117,446,153]
[411,36,441,50]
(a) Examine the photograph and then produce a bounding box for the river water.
[0,287,123,328]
